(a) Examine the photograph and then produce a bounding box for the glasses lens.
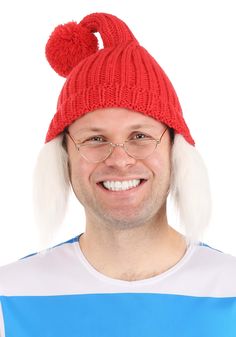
[79,143,111,162]
[125,139,156,159]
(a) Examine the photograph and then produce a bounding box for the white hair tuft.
[170,134,211,245]
[33,134,70,250]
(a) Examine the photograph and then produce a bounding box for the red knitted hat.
[45,13,194,145]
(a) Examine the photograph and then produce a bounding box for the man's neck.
[78,216,187,281]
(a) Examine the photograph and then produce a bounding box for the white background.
[0,0,235,266]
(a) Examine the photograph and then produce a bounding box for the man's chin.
[92,206,156,230]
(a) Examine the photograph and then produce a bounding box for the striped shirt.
[0,235,236,337]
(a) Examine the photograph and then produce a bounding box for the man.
[0,12,235,337]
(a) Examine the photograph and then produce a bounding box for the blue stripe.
[199,242,223,253]
[1,293,236,337]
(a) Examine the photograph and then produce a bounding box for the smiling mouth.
[99,179,147,192]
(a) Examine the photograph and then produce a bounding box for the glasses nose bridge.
[108,142,129,157]
[111,142,125,148]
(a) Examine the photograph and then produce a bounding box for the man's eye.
[85,136,105,142]
[132,133,150,140]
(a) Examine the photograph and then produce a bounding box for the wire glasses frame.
[65,127,168,163]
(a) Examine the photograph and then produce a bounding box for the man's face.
[67,108,172,230]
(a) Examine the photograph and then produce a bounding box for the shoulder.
[0,236,78,296]
[186,242,236,296]
[195,243,236,271]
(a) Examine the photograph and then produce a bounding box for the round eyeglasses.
[66,127,168,163]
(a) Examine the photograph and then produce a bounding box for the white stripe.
[0,239,236,297]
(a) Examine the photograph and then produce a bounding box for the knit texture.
[45,13,194,145]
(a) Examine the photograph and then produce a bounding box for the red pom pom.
[45,21,98,77]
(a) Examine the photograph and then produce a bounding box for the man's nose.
[104,143,136,167]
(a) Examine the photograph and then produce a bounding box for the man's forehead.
[76,124,161,132]
[68,108,165,134]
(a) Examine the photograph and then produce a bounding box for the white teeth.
[102,179,141,191]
